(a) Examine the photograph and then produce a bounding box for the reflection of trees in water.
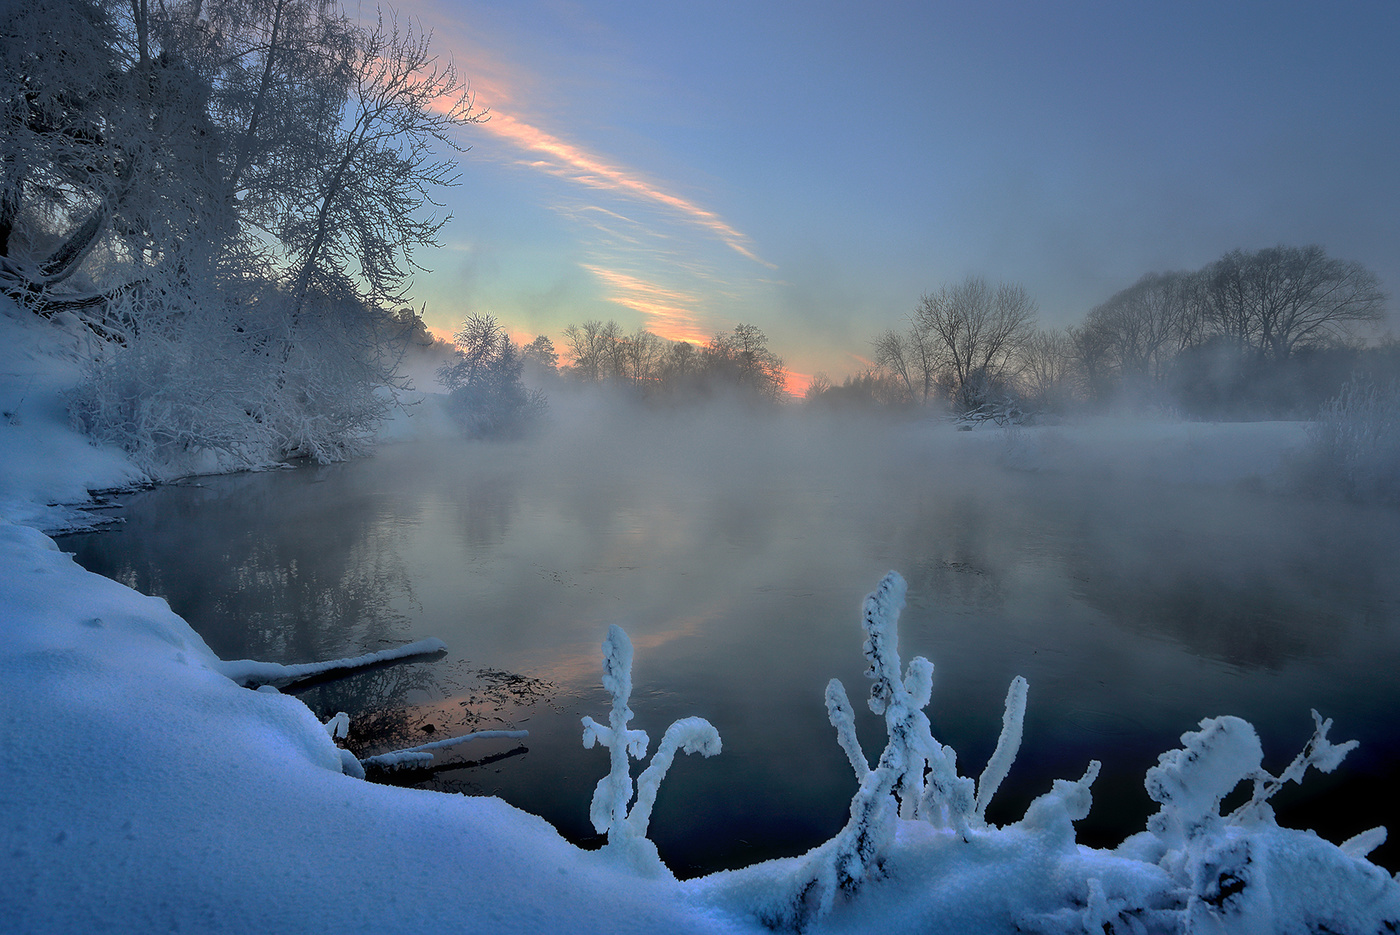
[452,471,520,551]
[295,659,554,785]
[1061,492,1387,671]
[857,474,1395,671]
[57,464,417,663]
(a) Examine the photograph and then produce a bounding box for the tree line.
[820,244,1389,419]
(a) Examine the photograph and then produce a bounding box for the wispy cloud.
[579,265,712,345]
[479,113,772,269]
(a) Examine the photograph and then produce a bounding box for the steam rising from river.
[59,396,1400,873]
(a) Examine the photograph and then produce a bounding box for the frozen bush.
[1305,375,1400,502]
[763,571,1035,930]
[68,280,397,476]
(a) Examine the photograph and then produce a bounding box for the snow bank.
[0,303,148,531]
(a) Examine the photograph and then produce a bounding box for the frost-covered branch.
[581,624,720,875]
[1231,708,1359,824]
[360,729,528,770]
[976,675,1027,824]
[216,637,448,688]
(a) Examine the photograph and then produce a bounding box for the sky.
[383,0,1400,390]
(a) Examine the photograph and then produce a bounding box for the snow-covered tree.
[436,313,547,438]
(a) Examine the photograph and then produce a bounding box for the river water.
[56,409,1400,877]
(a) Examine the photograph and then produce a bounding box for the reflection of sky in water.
[57,413,1400,876]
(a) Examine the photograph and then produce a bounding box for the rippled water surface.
[57,413,1400,876]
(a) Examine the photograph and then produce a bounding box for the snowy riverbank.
[5,301,1400,933]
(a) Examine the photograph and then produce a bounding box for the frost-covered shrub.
[762,571,1038,930]
[1117,711,1399,934]
[1305,375,1400,502]
[68,281,395,476]
[581,624,721,877]
[743,571,1398,934]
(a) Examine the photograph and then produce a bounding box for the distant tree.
[521,334,559,373]
[703,322,786,400]
[658,340,701,387]
[620,328,665,389]
[562,319,624,383]
[1076,271,1195,402]
[806,370,909,409]
[437,313,546,437]
[803,372,832,402]
[1198,245,1385,364]
[1017,327,1077,412]
[914,277,1036,411]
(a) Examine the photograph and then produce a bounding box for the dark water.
[56,410,1400,877]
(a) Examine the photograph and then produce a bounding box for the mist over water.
[58,404,1400,876]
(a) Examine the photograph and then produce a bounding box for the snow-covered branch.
[360,729,528,770]
[216,637,448,688]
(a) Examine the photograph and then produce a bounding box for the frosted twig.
[1231,708,1359,825]
[976,675,1028,824]
[825,679,868,778]
[581,625,720,867]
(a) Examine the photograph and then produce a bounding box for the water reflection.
[56,414,1400,876]
[62,466,418,663]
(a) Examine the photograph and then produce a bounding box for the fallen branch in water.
[216,638,449,689]
[360,729,530,770]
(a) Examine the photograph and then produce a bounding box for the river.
[56,409,1400,877]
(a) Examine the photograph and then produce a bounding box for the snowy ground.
[4,300,1399,933]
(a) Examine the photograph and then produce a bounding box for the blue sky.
[392,0,1400,389]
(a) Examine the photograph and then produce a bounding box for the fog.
[58,397,1400,876]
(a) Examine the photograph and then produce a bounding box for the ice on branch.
[976,674,1028,824]
[581,625,720,877]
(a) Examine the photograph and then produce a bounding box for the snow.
[4,296,1399,932]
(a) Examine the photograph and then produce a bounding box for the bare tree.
[285,9,483,317]
[703,322,786,400]
[620,328,664,389]
[1017,327,1077,411]
[914,277,1036,410]
[1199,245,1385,363]
[1079,271,1194,397]
[562,319,623,383]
